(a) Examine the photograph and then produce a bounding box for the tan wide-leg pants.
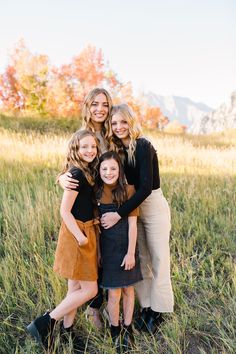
[135,188,174,312]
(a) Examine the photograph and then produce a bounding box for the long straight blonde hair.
[108,104,142,165]
[81,88,113,141]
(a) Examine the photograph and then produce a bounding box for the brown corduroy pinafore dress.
[53,219,99,281]
[53,166,99,281]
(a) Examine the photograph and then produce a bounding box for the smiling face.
[89,93,109,128]
[99,158,119,186]
[111,113,130,145]
[78,135,97,163]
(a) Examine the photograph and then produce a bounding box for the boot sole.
[26,322,42,343]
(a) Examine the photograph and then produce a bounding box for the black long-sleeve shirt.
[70,167,94,222]
[117,138,160,217]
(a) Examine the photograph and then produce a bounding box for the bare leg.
[107,289,122,326]
[50,281,97,321]
[122,287,134,326]
[63,280,81,328]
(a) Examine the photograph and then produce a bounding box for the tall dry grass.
[0,124,235,353]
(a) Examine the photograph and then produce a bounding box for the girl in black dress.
[96,151,142,351]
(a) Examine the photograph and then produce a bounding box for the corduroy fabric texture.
[53,219,99,281]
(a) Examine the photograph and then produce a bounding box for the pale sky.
[0,0,235,108]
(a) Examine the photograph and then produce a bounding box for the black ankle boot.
[122,324,135,353]
[27,311,56,349]
[134,307,150,331]
[60,322,73,341]
[143,309,164,334]
[110,324,121,354]
[60,323,86,353]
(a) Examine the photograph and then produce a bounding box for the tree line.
[0,40,169,130]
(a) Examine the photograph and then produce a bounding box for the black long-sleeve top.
[117,138,160,218]
[70,166,94,222]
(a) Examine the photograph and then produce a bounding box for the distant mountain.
[143,91,213,132]
[195,91,236,134]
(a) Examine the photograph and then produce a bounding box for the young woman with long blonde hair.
[101,103,174,334]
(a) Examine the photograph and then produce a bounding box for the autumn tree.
[0,40,165,126]
[1,40,50,115]
[143,106,164,129]
[0,65,22,112]
[46,45,120,116]
[69,45,120,108]
[46,65,79,117]
[164,120,186,134]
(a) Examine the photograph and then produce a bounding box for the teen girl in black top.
[101,104,174,333]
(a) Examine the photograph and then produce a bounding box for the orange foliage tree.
[46,67,77,117]
[46,45,120,117]
[59,45,120,115]
[144,106,169,129]
[0,65,22,112]
[0,40,165,129]
[164,120,187,134]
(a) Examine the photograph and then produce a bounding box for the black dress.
[98,202,142,289]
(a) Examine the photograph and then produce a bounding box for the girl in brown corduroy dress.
[27,130,100,350]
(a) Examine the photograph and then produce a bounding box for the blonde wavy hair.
[81,88,113,141]
[108,104,142,165]
[61,130,100,186]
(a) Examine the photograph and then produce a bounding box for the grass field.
[0,115,235,353]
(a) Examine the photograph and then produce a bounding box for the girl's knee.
[80,281,98,300]
[108,289,121,304]
[67,280,81,294]
[122,286,134,297]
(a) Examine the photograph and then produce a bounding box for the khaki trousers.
[135,188,174,312]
